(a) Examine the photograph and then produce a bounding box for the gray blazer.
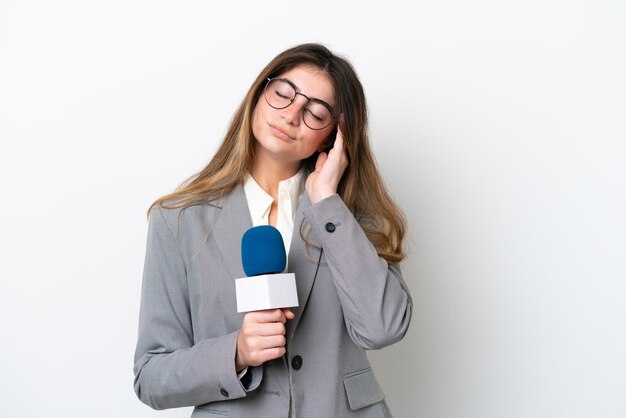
[134,185,413,418]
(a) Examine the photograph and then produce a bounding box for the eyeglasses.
[263,77,336,130]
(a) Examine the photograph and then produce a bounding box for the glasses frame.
[263,77,337,130]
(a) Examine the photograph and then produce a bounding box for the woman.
[134,43,412,418]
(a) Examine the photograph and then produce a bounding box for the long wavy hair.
[149,43,406,263]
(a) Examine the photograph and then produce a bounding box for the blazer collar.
[212,184,253,279]
[286,192,323,339]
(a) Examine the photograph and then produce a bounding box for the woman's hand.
[306,125,349,205]
[235,308,295,372]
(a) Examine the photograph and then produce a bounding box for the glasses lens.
[264,78,334,130]
[265,79,295,109]
[303,100,333,130]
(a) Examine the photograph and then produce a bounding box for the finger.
[328,128,348,168]
[324,134,343,166]
[282,308,295,320]
[258,346,287,363]
[254,321,286,337]
[336,122,344,139]
[246,309,286,324]
[247,334,287,350]
[245,346,287,367]
[262,334,287,348]
[315,152,328,172]
[330,127,344,155]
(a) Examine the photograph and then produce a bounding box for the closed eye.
[305,108,323,121]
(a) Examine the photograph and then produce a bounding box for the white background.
[1,1,625,417]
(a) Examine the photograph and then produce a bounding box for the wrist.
[310,189,336,205]
[235,332,248,373]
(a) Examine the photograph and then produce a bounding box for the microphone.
[241,225,286,276]
[235,225,299,313]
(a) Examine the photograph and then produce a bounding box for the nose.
[280,95,307,126]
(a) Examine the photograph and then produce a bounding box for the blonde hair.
[149,43,406,263]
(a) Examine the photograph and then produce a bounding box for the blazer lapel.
[286,192,323,340]
[212,185,253,279]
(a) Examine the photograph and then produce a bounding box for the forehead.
[277,64,335,106]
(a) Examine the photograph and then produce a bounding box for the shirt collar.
[243,168,306,225]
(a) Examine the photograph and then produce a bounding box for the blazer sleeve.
[133,206,262,410]
[303,194,413,350]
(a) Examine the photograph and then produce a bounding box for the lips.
[268,123,295,141]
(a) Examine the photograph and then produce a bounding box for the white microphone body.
[235,273,299,313]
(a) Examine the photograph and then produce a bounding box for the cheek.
[251,104,263,137]
[308,130,331,152]
[313,137,326,152]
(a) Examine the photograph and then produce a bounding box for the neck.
[250,152,301,199]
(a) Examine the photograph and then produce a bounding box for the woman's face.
[252,64,336,167]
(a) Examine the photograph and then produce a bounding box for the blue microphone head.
[241,225,286,276]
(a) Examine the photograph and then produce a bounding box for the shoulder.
[149,201,219,225]
[147,185,244,237]
[150,202,223,243]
